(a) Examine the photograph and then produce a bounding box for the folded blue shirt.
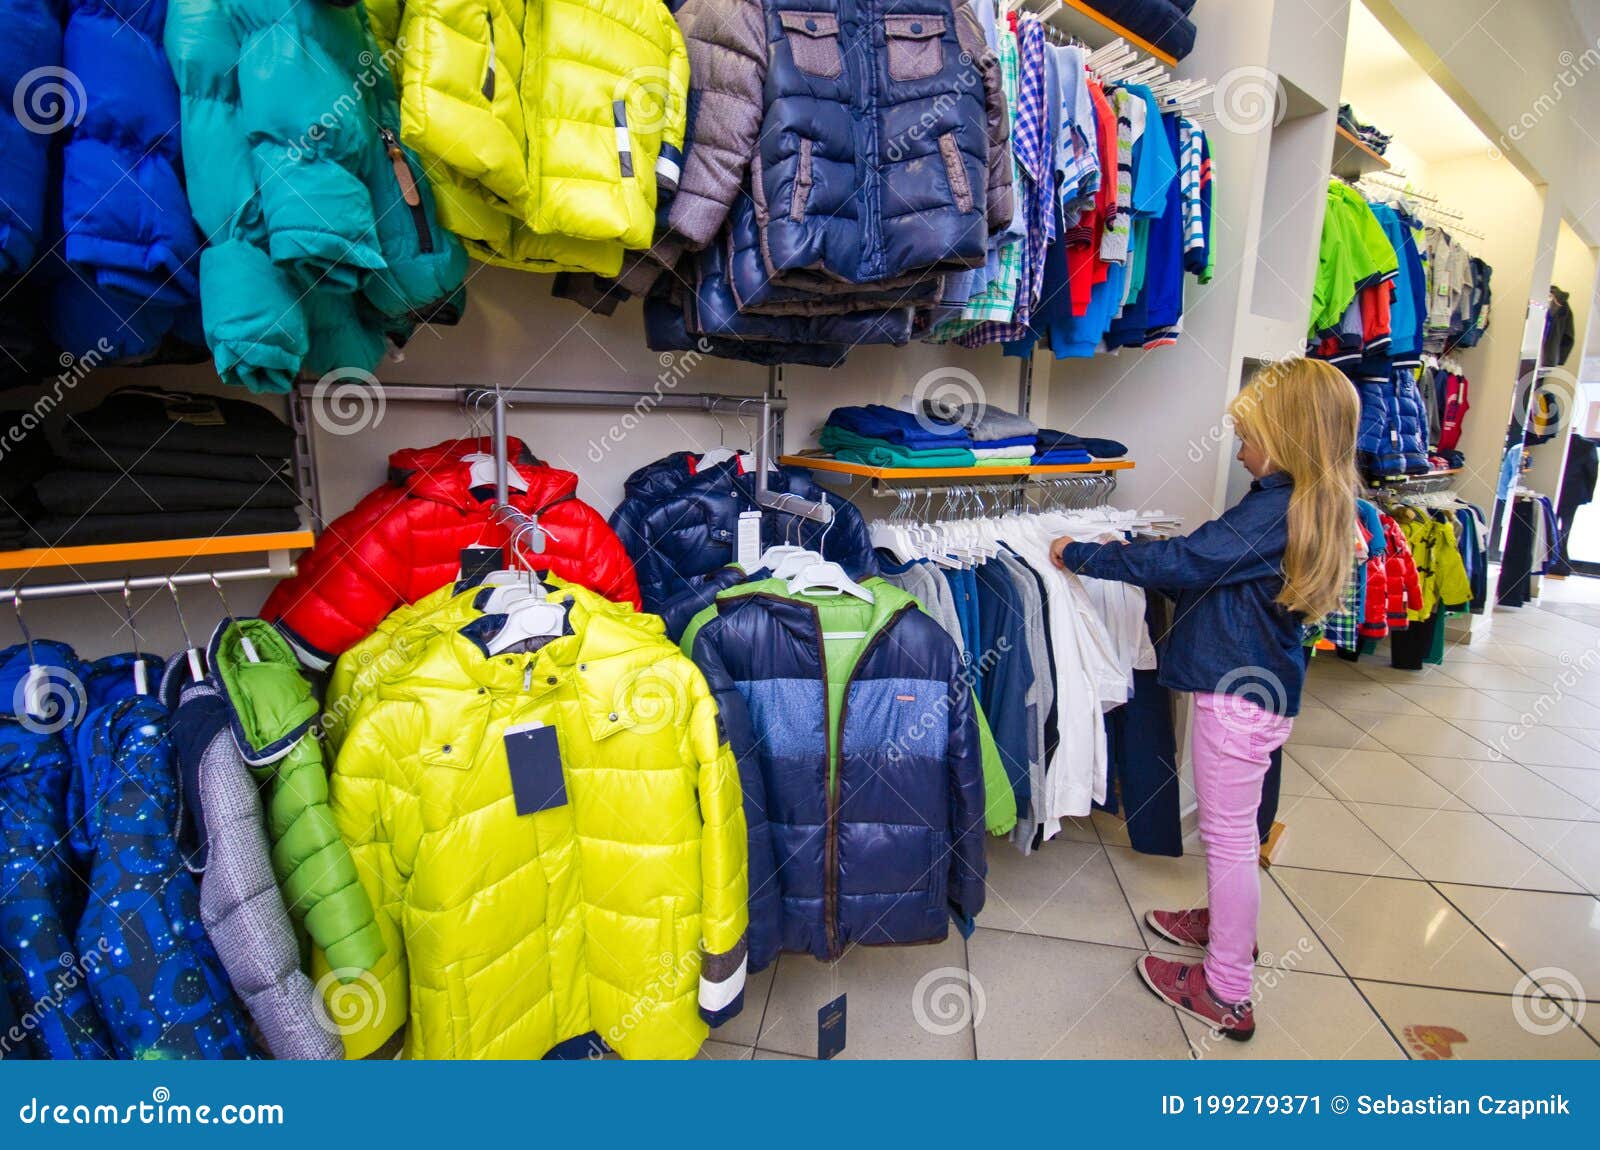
[1032,448,1093,465]
[970,433,1039,450]
[826,404,974,449]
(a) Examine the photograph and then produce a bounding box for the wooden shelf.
[0,530,316,573]
[1332,124,1390,178]
[780,455,1135,480]
[1050,0,1178,67]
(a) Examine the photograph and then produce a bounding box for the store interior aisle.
[700,580,1600,1061]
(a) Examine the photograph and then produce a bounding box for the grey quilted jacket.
[643,0,1013,286]
[164,665,343,1061]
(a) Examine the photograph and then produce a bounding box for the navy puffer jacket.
[688,579,986,959]
[610,459,880,637]
[1355,369,1430,478]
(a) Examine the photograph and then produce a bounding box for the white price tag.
[736,510,762,570]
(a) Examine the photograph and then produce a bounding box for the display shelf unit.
[0,529,314,574]
[779,454,1135,481]
[1046,0,1178,67]
[1331,124,1390,178]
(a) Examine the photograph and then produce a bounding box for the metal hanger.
[168,577,206,683]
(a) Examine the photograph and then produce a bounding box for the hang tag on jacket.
[736,510,761,570]
[817,993,847,1060]
[505,721,567,815]
[460,545,505,584]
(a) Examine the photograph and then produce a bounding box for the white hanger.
[788,560,875,603]
[772,548,824,579]
[486,589,567,655]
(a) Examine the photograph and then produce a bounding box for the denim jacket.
[1058,472,1306,716]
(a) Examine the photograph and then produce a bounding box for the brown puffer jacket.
[632,0,1012,290]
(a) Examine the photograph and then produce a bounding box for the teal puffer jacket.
[164,0,466,393]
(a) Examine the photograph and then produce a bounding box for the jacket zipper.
[380,127,434,255]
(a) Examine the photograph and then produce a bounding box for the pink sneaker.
[1136,955,1255,1041]
[1145,908,1260,959]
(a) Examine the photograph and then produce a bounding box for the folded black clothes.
[65,387,295,458]
[1079,0,1197,59]
[54,433,290,483]
[1034,428,1130,458]
[34,470,301,516]
[27,507,301,548]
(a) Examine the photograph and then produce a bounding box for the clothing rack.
[8,563,291,603]
[1369,472,1460,498]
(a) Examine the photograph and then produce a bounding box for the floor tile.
[1405,755,1598,821]
[968,931,1190,1058]
[1277,751,1334,799]
[1181,969,1403,1060]
[1449,719,1597,768]
[1256,796,1418,879]
[1480,690,1600,731]
[1486,815,1600,895]
[1105,846,1341,974]
[1387,684,1526,722]
[1284,745,1469,809]
[980,836,1144,948]
[1285,706,1387,751]
[1435,663,1554,692]
[708,962,775,1047]
[1272,869,1524,992]
[1348,803,1584,892]
[1055,816,1100,845]
[757,934,974,1059]
[1340,711,1497,758]
[696,1041,754,1060]
[1525,764,1600,816]
[1357,982,1600,1059]
[1438,885,1600,1002]
[1354,661,1458,686]
[753,1048,807,1060]
[1302,678,1429,715]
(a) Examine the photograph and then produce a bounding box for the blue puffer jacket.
[686,578,986,959]
[610,459,880,637]
[69,695,259,1059]
[0,0,62,276]
[1355,368,1430,477]
[48,0,202,361]
[0,643,112,1060]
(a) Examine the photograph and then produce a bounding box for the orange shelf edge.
[0,530,316,573]
[780,454,1135,480]
[1057,0,1178,67]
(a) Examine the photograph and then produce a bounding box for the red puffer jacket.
[1359,522,1389,639]
[1380,513,1422,631]
[263,438,640,668]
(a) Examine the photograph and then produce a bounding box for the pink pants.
[1191,692,1294,1004]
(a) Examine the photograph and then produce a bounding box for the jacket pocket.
[884,14,945,82]
[937,132,974,214]
[780,11,844,79]
[789,138,814,221]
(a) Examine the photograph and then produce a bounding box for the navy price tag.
[460,546,505,583]
[505,722,567,815]
[817,993,847,1060]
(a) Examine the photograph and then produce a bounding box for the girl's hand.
[1050,536,1075,569]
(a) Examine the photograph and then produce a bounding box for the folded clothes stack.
[922,401,1038,466]
[22,387,302,547]
[1033,428,1130,465]
[820,404,978,467]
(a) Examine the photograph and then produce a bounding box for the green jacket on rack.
[208,619,385,978]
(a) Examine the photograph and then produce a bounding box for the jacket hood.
[207,619,320,767]
[388,436,580,511]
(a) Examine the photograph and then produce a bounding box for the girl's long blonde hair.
[1227,358,1360,621]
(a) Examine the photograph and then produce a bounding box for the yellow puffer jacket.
[317,582,749,1059]
[367,0,689,274]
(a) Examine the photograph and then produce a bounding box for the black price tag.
[817,993,847,1060]
[460,545,505,583]
[505,722,567,815]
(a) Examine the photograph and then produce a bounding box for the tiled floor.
[699,577,1600,1060]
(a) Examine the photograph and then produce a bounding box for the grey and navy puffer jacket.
[648,0,1012,286]
[686,578,986,960]
[164,666,343,1061]
[609,458,880,638]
